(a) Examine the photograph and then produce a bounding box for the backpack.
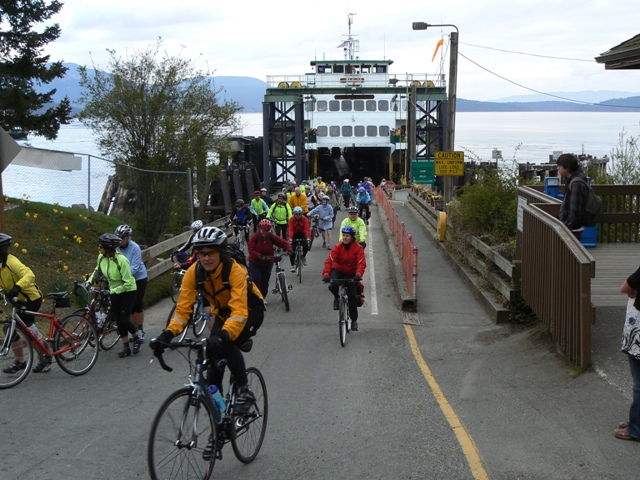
[569,177,602,227]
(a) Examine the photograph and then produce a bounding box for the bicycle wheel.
[230,367,268,463]
[99,313,120,351]
[170,272,182,303]
[148,387,217,480]
[192,302,208,337]
[54,315,99,376]
[278,272,290,312]
[296,251,303,284]
[0,321,33,389]
[339,295,347,346]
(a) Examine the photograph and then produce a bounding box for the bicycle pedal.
[288,284,293,291]
[271,289,278,294]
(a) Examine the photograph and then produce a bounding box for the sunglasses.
[196,250,220,259]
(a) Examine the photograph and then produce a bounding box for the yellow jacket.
[0,254,42,302]
[167,259,263,341]
[288,193,309,213]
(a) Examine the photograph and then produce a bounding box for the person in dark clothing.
[557,153,589,241]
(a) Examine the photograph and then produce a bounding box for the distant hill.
[38,66,640,115]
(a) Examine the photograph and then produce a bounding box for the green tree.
[607,129,640,184]
[0,0,71,139]
[78,40,241,244]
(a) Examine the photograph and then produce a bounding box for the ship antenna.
[347,12,356,61]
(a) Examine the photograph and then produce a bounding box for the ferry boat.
[262,14,449,188]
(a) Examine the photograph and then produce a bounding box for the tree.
[78,39,241,244]
[0,0,71,139]
[607,129,640,185]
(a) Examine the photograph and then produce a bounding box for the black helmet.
[0,233,12,248]
[235,199,245,206]
[277,192,285,199]
[98,233,122,249]
[115,224,133,238]
[192,226,227,248]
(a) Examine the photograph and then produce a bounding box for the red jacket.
[323,241,366,277]
[248,231,291,267]
[288,215,310,240]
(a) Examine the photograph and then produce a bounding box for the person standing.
[322,225,367,331]
[325,184,340,225]
[250,190,269,233]
[267,193,292,239]
[557,153,589,241]
[89,233,141,358]
[247,219,292,304]
[308,196,334,250]
[0,233,48,374]
[260,187,273,207]
[115,225,148,342]
[340,179,353,207]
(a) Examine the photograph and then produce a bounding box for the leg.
[131,278,147,340]
[347,282,359,322]
[628,354,640,438]
[207,334,248,388]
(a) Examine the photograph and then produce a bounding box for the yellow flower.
[3,197,7,202]
[65,250,69,254]
[25,212,30,218]
[63,265,69,271]
[53,208,58,213]
[76,237,82,244]
[13,242,19,247]
[83,216,87,221]
[33,214,38,219]
[64,226,69,231]
[21,248,27,254]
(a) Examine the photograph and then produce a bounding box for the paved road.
[5,203,640,479]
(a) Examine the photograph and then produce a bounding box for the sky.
[40,0,640,102]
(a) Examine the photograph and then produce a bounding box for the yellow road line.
[404,324,490,480]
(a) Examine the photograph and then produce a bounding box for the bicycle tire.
[278,272,290,312]
[148,387,217,480]
[296,249,303,284]
[192,302,208,337]
[308,233,314,251]
[170,272,182,303]
[339,295,347,346]
[54,315,99,376]
[0,321,34,389]
[72,307,98,348]
[230,367,268,463]
[99,314,120,351]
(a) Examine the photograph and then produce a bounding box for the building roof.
[595,33,640,69]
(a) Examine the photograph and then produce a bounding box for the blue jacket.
[118,240,148,281]
[307,203,334,231]
[356,191,371,205]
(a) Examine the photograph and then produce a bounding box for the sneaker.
[263,299,268,306]
[303,258,307,266]
[118,343,131,358]
[322,241,326,248]
[202,434,214,461]
[351,321,359,331]
[132,336,143,355]
[290,266,296,273]
[33,359,52,373]
[234,386,256,413]
[3,360,26,374]
[137,330,145,343]
[333,298,339,310]
[326,245,331,250]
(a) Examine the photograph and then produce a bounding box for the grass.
[3,194,171,309]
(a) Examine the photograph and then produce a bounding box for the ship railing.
[266,73,446,89]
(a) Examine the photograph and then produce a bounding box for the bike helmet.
[321,195,329,202]
[235,199,245,206]
[191,220,203,231]
[358,187,365,193]
[98,233,122,249]
[254,190,261,195]
[317,176,322,180]
[293,206,303,214]
[192,226,227,248]
[347,206,358,213]
[341,225,356,236]
[0,233,12,248]
[259,219,272,230]
[277,192,286,199]
[115,224,132,238]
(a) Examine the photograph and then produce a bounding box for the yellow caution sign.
[434,151,464,176]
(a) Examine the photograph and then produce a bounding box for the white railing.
[266,73,446,89]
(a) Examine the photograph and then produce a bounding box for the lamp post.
[412,22,459,204]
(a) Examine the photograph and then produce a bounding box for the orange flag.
[431,39,444,62]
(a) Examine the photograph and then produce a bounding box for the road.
[5,205,640,479]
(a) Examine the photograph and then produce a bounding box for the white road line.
[367,219,378,315]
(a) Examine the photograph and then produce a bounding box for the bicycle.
[358,202,370,225]
[72,281,119,351]
[165,290,209,341]
[170,251,190,303]
[329,279,358,347]
[308,215,320,250]
[227,220,252,252]
[148,337,267,479]
[270,251,292,312]
[0,290,99,389]
[292,239,306,284]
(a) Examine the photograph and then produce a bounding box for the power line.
[459,41,593,63]
[458,51,640,109]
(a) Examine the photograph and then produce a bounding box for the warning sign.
[434,151,464,176]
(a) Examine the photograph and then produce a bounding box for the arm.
[622,268,640,298]
[355,246,367,277]
[128,243,146,278]
[222,263,251,341]
[357,220,368,242]
[112,256,137,294]
[249,200,257,216]
[303,217,311,239]
[166,266,198,336]
[6,256,36,292]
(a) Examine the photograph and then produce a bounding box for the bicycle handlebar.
[150,337,208,373]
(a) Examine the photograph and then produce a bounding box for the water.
[5,112,640,206]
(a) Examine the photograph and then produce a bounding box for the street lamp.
[412,22,459,204]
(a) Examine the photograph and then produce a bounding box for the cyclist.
[247,219,292,304]
[0,233,48,374]
[288,206,310,272]
[355,187,372,224]
[316,176,327,191]
[260,187,273,207]
[173,220,203,271]
[229,199,252,244]
[250,190,269,233]
[322,226,367,331]
[151,226,265,411]
[340,179,353,207]
[89,233,141,358]
[339,206,368,249]
[115,225,148,342]
[325,184,340,225]
[308,195,334,250]
[288,186,309,214]
[267,192,292,239]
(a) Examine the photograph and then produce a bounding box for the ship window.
[354,100,364,111]
[305,101,315,112]
[367,126,377,137]
[342,126,352,137]
[379,125,390,137]
[376,66,386,73]
[341,100,352,111]
[317,100,328,112]
[334,65,344,73]
[329,126,340,137]
[317,126,328,137]
[361,65,371,73]
[317,66,325,73]
[329,100,340,112]
[378,100,389,111]
[354,126,365,137]
[366,100,376,111]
